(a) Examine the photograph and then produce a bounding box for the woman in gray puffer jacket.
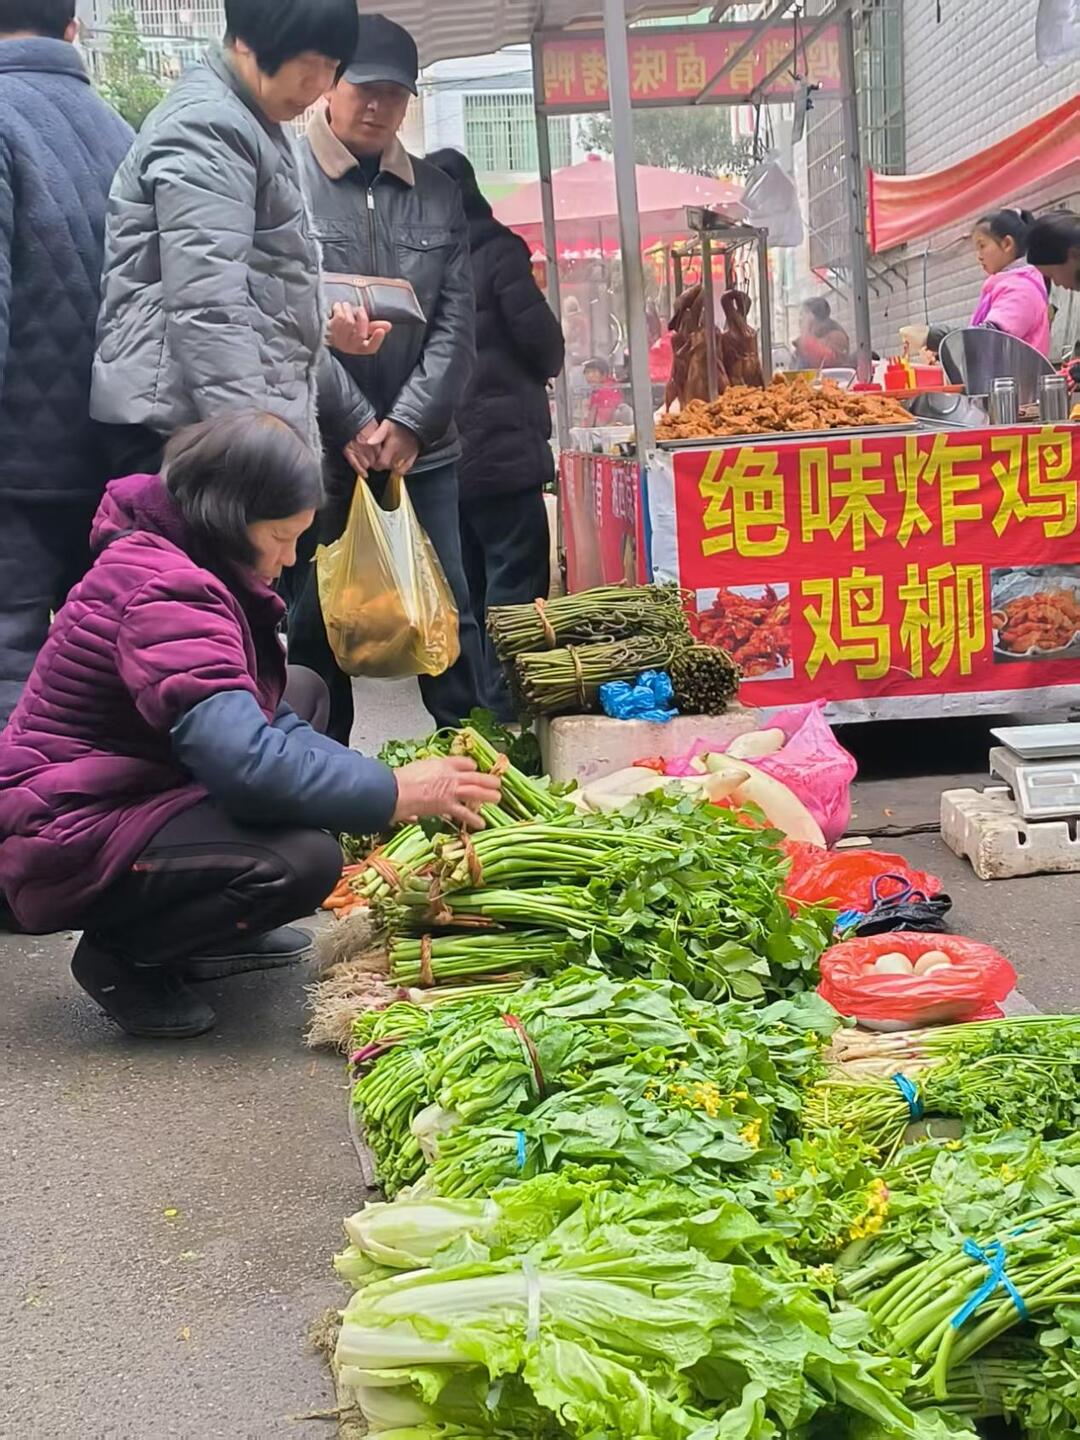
[91,0,382,479]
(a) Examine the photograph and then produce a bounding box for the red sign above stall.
[538,23,843,113]
[673,427,1080,707]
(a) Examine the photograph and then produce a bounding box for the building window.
[856,0,904,175]
[464,92,573,175]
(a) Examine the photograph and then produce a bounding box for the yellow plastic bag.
[316,474,460,677]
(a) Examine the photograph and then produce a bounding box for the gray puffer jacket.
[90,48,372,450]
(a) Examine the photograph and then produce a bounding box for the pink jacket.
[971,263,1051,355]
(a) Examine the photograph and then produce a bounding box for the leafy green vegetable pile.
[342,728,833,1005]
[323,729,1080,1439]
[334,973,1080,1438]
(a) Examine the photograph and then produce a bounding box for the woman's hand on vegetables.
[328,301,391,356]
[392,757,502,831]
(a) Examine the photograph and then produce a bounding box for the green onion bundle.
[487,584,692,659]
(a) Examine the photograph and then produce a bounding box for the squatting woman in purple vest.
[0,411,500,1039]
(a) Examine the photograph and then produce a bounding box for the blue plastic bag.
[599,669,678,724]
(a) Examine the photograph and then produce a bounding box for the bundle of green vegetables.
[342,727,570,910]
[803,1015,1080,1161]
[332,1171,972,1440]
[487,584,692,659]
[348,968,839,1198]
[832,1132,1080,1429]
[511,634,689,716]
[384,794,834,1003]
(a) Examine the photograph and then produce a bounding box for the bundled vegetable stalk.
[348,968,838,1197]
[487,584,692,660]
[669,642,741,713]
[512,635,687,716]
[387,796,834,1004]
[337,727,571,914]
[332,1172,973,1440]
[803,1015,1080,1161]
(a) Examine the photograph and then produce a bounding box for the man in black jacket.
[427,149,565,719]
[0,0,132,727]
[291,13,484,741]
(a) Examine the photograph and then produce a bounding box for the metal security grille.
[134,0,224,36]
[464,92,573,175]
[856,0,904,177]
[807,0,903,272]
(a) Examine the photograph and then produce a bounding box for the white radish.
[919,960,953,977]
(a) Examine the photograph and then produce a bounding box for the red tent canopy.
[494,154,744,255]
[869,94,1080,254]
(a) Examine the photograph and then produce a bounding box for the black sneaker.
[181,925,313,982]
[72,939,217,1039]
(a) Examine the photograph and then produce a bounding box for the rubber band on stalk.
[460,830,484,887]
[523,1258,542,1343]
[502,1014,546,1096]
[418,934,434,988]
[950,1238,1028,1330]
[892,1072,924,1121]
[515,1130,527,1170]
[534,598,557,648]
[367,853,403,892]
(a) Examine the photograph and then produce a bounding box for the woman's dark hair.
[803,297,831,323]
[224,0,358,75]
[425,148,494,221]
[163,411,324,571]
[974,208,1035,255]
[1027,210,1080,267]
[0,0,74,37]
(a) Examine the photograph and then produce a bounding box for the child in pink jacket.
[970,208,1051,355]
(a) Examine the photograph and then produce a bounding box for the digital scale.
[989,724,1080,820]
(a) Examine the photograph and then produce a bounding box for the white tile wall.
[868,0,1079,352]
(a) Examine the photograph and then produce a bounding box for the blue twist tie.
[515,1131,527,1171]
[892,1072,924,1120]
[950,1238,1029,1330]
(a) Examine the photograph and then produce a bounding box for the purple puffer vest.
[0,474,287,932]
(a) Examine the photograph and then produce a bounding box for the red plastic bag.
[753,703,857,846]
[818,932,1016,1031]
[783,842,944,910]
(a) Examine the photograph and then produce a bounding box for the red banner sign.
[561,452,648,593]
[539,24,843,113]
[673,427,1080,706]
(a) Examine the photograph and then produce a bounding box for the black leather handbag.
[325,273,426,326]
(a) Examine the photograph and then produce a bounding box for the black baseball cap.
[344,14,419,95]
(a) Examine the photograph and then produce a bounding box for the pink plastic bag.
[754,703,857,846]
[661,702,857,845]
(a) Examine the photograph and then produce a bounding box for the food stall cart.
[382,0,1080,723]
[524,0,876,602]
[647,413,1080,722]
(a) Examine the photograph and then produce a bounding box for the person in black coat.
[0,0,133,728]
[427,149,565,720]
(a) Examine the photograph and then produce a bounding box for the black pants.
[459,490,551,720]
[288,463,487,744]
[98,422,166,480]
[78,666,342,968]
[0,492,101,729]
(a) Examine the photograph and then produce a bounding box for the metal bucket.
[939,327,1056,407]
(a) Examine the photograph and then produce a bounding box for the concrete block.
[941,785,1080,880]
[538,706,761,786]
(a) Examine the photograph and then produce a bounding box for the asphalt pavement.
[2,688,1079,1437]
